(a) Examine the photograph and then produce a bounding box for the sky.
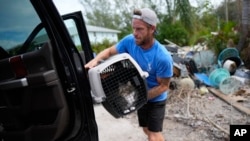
[190,0,223,8]
[53,0,224,16]
[53,0,85,15]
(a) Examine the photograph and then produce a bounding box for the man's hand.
[84,59,99,69]
[84,45,117,69]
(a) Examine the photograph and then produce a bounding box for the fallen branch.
[173,90,229,135]
[187,90,191,117]
[208,87,250,115]
[165,114,230,136]
[204,115,230,135]
[177,88,184,98]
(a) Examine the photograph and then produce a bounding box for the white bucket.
[222,60,237,74]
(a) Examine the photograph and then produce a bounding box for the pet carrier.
[88,53,149,118]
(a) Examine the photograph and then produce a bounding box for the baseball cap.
[133,8,158,26]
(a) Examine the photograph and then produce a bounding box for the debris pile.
[164,44,250,140]
[168,44,250,94]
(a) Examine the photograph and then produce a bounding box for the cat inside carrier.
[88,53,148,118]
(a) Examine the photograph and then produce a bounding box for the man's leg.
[142,127,164,141]
[138,100,166,141]
[147,130,164,141]
[142,127,149,135]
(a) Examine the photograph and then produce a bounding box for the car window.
[0,0,40,56]
[18,27,50,54]
[0,1,83,57]
[64,19,83,51]
[31,28,49,50]
[18,20,80,54]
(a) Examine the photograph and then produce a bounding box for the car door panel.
[0,42,69,141]
[0,0,99,140]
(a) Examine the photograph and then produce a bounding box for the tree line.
[80,0,250,68]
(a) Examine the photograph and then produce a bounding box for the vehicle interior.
[0,1,97,140]
[0,42,69,141]
[0,1,149,141]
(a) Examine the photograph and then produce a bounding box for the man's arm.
[85,45,117,69]
[147,77,171,100]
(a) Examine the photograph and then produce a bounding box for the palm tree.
[174,0,194,31]
[164,0,193,31]
[237,0,250,69]
[237,0,250,51]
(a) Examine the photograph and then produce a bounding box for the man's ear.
[151,26,156,34]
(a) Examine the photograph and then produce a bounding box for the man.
[85,8,173,141]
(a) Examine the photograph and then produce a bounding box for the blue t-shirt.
[116,34,173,102]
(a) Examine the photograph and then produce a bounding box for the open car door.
[0,0,98,141]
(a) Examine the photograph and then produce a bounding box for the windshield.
[0,0,40,52]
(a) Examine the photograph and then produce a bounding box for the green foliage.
[221,21,238,42]
[206,33,227,56]
[156,22,189,46]
[81,0,242,55]
[206,22,239,56]
[175,0,194,31]
[188,14,217,45]
[189,6,238,50]
[216,0,240,23]
[91,39,115,54]
[199,13,218,31]
[76,45,83,51]
[118,26,132,40]
[189,34,208,47]
[82,0,137,33]
[8,45,22,56]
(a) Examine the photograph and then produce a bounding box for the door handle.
[0,78,28,90]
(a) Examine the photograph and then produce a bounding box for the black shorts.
[137,100,166,132]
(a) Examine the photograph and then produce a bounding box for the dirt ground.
[94,78,250,141]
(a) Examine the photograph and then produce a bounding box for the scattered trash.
[199,86,209,95]
[219,77,242,95]
[194,73,213,86]
[208,96,215,100]
[222,59,237,74]
[208,68,242,95]
[209,68,230,87]
[164,39,250,141]
[217,48,242,75]
[166,39,249,96]
[173,63,181,77]
[192,50,216,74]
[179,77,195,89]
[233,67,250,85]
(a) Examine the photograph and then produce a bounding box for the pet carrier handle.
[96,53,149,78]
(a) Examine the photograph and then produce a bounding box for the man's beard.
[135,35,149,46]
[136,39,146,46]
